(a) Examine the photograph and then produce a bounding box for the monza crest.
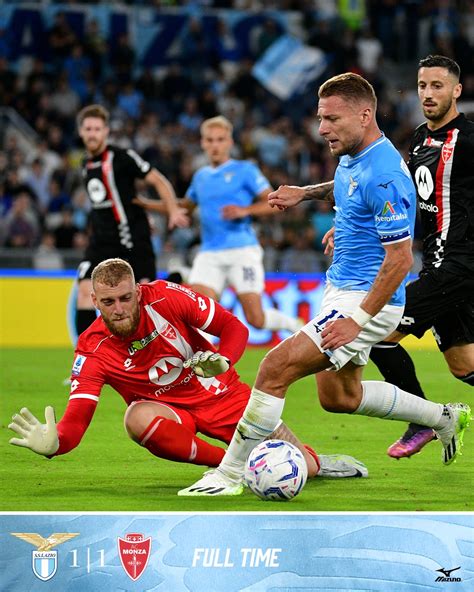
[118,533,152,581]
[441,143,454,163]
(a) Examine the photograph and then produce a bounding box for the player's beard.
[103,306,140,338]
[423,97,453,123]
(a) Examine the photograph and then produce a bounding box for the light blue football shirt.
[327,134,416,306]
[187,159,271,251]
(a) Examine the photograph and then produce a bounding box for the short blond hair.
[77,104,109,130]
[200,115,233,136]
[318,73,377,110]
[91,258,135,288]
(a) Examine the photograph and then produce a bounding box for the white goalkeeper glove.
[8,406,59,456]
[183,350,230,378]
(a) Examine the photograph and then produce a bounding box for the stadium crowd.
[1,0,473,273]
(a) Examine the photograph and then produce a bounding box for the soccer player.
[75,104,189,337]
[367,56,474,457]
[8,258,368,483]
[180,115,302,333]
[180,73,471,496]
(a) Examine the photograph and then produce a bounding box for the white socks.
[356,380,446,428]
[263,308,302,333]
[218,388,285,481]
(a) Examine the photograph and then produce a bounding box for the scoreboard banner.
[1,513,472,591]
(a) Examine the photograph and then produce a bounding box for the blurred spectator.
[49,75,81,121]
[117,82,144,119]
[110,32,135,84]
[63,43,92,101]
[178,97,203,133]
[83,19,108,81]
[279,234,323,273]
[47,178,71,214]
[70,189,91,232]
[4,169,36,203]
[53,207,80,249]
[356,26,383,76]
[212,18,243,70]
[181,18,212,75]
[1,192,40,248]
[310,200,334,252]
[24,158,51,214]
[33,231,64,270]
[254,120,288,168]
[160,63,191,119]
[254,18,282,57]
[47,11,77,71]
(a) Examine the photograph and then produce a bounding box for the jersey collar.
[346,133,387,163]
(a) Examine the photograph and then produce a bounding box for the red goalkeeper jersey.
[55,281,249,455]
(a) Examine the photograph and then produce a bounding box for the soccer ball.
[244,440,308,501]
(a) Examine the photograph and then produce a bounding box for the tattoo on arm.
[303,181,334,203]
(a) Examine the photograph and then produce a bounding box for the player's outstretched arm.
[184,351,230,378]
[145,168,190,229]
[268,181,334,210]
[8,406,59,456]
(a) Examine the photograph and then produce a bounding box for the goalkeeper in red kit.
[8,258,367,493]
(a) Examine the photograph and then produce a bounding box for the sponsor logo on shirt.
[72,355,87,375]
[414,165,434,200]
[375,201,407,222]
[128,329,159,355]
[423,136,443,148]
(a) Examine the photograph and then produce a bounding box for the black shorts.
[78,246,157,283]
[397,269,474,352]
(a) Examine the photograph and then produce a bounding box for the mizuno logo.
[436,567,460,578]
[378,180,394,189]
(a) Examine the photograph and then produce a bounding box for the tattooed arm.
[268,181,334,210]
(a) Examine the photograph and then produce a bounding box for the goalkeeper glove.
[183,350,230,378]
[8,406,59,456]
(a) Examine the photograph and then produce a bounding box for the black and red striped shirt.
[408,113,474,274]
[82,145,152,250]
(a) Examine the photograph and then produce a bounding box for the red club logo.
[441,143,453,163]
[117,533,151,581]
[160,323,177,340]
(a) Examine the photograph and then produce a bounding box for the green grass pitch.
[1,347,472,512]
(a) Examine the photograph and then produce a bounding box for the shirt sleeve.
[186,172,198,204]
[124,148,151,179]
[163,282,249,364]
[365,172,414,245]
[244,162,271,197]
[51,345,107,456]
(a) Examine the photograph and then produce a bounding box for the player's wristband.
[351,306,373,328]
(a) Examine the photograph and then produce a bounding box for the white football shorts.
[301,281,404,371]
[188,245,265,297]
